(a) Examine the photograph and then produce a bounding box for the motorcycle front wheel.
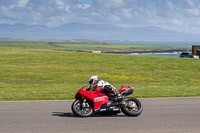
[71,99,93,117]
[121,97,143,117]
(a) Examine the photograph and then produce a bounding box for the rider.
[88,76,122,101]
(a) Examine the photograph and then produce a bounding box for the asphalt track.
[0,97,200,133]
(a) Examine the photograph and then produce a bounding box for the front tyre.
[121,97,143,117]
[71,99,93,117]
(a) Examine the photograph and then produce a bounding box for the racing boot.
[113,92,123,101]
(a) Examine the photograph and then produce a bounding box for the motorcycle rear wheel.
[71,99,93,117]
[121,97,143,117]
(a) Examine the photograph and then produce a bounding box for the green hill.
[0,47,199,101]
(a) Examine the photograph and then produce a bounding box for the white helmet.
[89,76,99,84]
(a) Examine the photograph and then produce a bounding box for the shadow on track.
[52,112,76,117]
[52,112,127,118]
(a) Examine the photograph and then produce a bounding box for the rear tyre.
[121,97,143,117]
[71,99,93,117]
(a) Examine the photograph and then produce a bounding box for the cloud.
[8,0,29,9]
[187,8,200,16]
[1,0,200,34]
[171,18,183,26]
[76,3,90,9]
[121,8,133,19]
[17,0,29,8]
[95,0,125,8]
[185,0,198,7]
[55,0,65,9]
[167,1,175,10]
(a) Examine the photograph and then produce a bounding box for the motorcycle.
[71,84,143,117]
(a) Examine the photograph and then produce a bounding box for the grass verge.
[0,47,199,101]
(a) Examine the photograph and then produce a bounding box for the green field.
[0,41,182,52]
[0,45,200,101]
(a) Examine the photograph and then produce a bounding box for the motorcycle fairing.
[94,102,121,113]
[75,89,110,111]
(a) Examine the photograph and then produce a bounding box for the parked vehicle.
[180,52,193,58]
[71,84,143,117]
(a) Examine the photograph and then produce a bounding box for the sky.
[1,0,200,35]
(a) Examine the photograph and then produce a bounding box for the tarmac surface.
[0,97,200,133]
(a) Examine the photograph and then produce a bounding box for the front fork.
[82,97,87,107]
[80,97,93,109]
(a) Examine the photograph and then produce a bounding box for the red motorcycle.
[71,84,143,117]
